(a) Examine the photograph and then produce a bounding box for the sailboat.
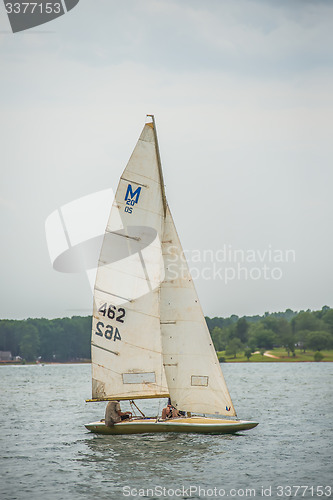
[85,116,258,435]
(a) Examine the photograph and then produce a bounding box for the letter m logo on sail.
[124,184,141,213]
[125,184,141,204]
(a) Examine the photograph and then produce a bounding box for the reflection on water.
[76,432,237,498]
[1,363,332,500]
[82,431,233,467]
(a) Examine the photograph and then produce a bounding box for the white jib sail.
[160,205,236,416]
[91,122,168,400]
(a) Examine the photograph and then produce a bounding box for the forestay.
[160,205,236,416]
[91,123,168,401]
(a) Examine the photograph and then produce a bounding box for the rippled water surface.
[1,363,332,499]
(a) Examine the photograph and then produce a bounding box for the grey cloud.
[2,0,332,77]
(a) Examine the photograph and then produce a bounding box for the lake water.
[0,363,332,500]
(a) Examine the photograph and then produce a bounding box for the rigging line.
[129,400,137,417]
[147,115,167,218]
[130,400,145,417]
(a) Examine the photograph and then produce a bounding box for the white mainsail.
[90,116,236,418]
[160,205,236,416]
[90,122,168,401]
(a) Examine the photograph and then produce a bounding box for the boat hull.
[85,417,258,435]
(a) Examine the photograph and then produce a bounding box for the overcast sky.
[1,0,332,320]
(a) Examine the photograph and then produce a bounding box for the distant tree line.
[206,306,333,358]
[0,316,91,362]
[0,306,332,362]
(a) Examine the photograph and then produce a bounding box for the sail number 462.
[96,303,125,342]
[95,322,121,342]
[98,303,125,323]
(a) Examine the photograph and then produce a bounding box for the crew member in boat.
[161,399,180,419]
[105,400,132,426]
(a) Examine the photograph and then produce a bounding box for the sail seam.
[121,177,148,188]
[124,169,160,185]
[94,287,132,302]
[91,343,119,356]
[95,266,160,290]
[115,201,164,218]
[93,334,164,353]
[120,340,164,353]
[103,230,140,241]
[93,306,160,321]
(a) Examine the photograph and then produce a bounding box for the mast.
[147,115,167,218]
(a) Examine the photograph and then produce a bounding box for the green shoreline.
[217,348,333,362]
[0,360,91,366]
[1,351,332,365]
[2,307,332,363]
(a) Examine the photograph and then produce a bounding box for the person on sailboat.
[105,400,132,426]
[161,399,180,419]
[161,404,172,419]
